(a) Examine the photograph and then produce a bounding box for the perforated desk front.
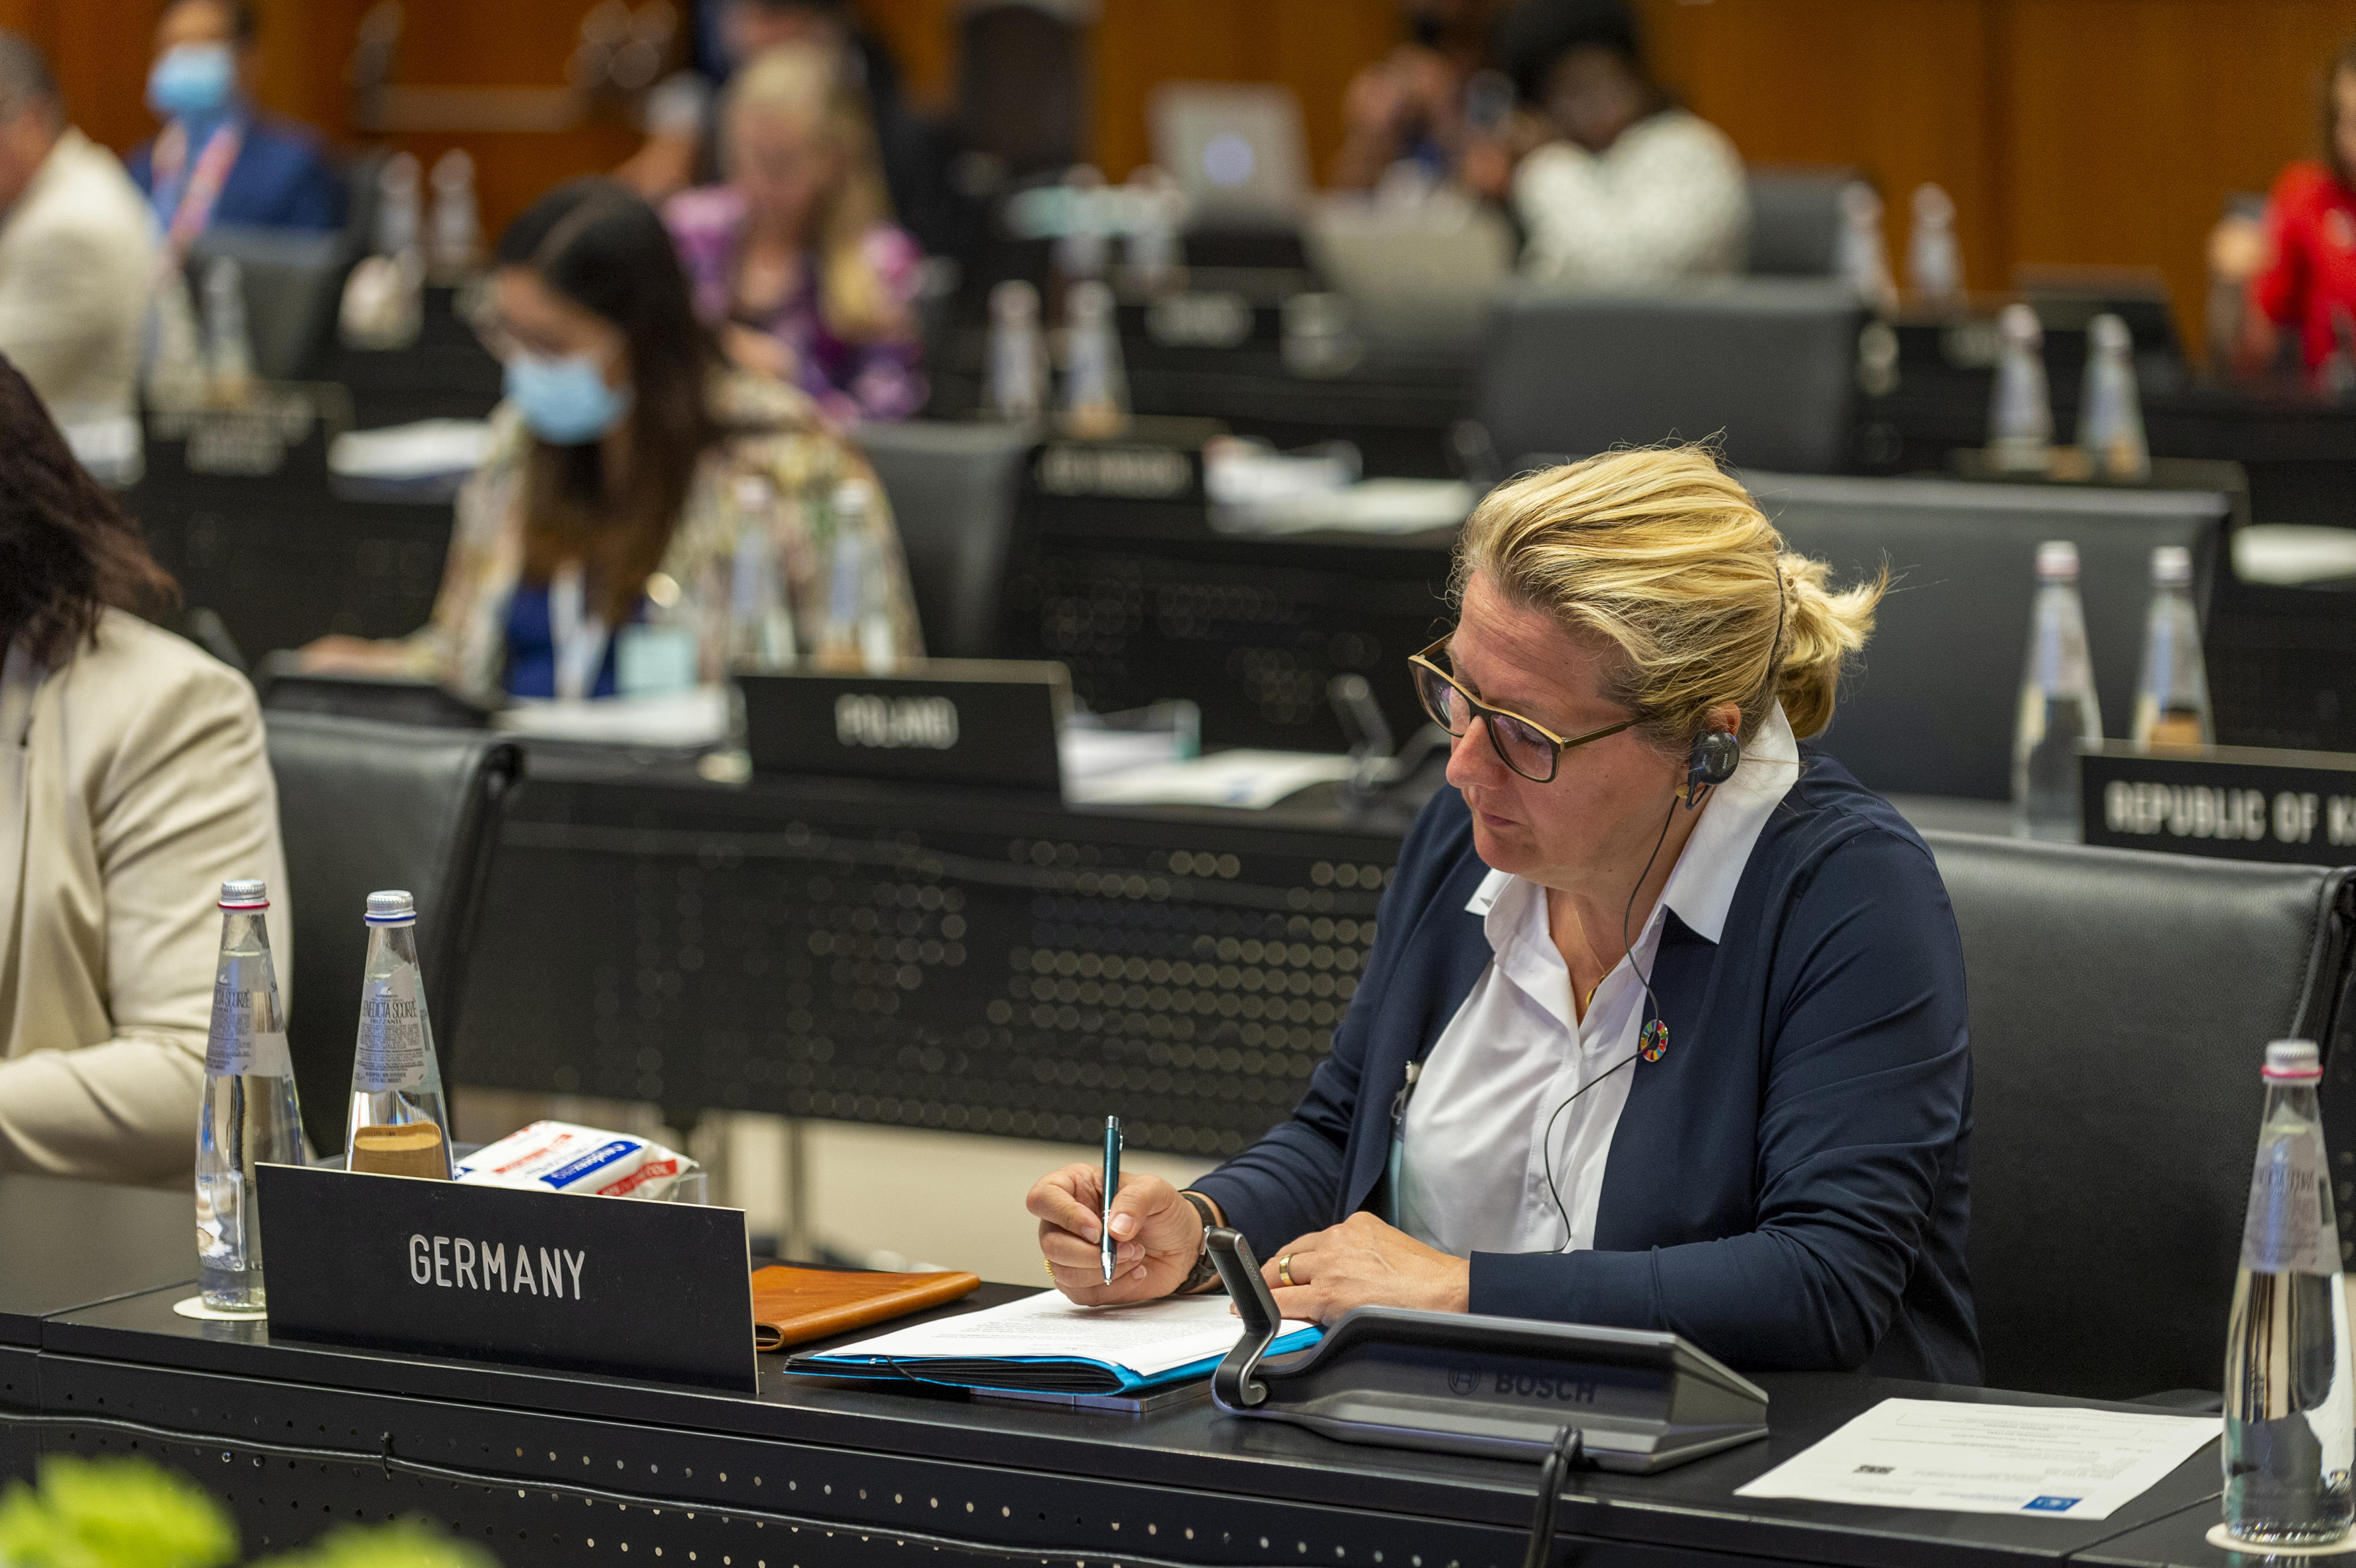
[0,1176,2237,1568]
[457,764,1417,1155]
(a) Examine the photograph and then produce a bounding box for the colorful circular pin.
[1639,1020,1670,1062]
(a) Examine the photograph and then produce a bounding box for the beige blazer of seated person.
[0,610,288,1185]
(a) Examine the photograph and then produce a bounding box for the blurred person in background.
[0,34,156,445]
[0,352,288,1185]
[2221,38,2356,383]
[299,180,921,703]
[665,44,925,426]
[619,0,968,262]
[127,0,345,250]
[1329,0,1512,192]
[1482,0,1748,286]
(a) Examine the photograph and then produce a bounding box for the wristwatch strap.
[1176,1190,1223,1295]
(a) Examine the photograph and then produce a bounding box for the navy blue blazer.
[131,115,347,234]
[1191,750,1981,1385]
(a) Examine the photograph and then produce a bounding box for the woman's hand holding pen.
[1028,1167,1205,1305]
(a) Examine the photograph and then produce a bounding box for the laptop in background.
[1302,193,1515,356]
[1149,82,1310,224]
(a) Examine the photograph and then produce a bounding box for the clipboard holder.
[1203,1227,1770,1474]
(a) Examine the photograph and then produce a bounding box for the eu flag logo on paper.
[2023,1497,2081,1512]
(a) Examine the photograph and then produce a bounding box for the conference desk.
[0,1173,2241,1568]
[454,749,2013,1156]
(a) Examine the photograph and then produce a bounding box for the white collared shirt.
[1395,704,1801,1258]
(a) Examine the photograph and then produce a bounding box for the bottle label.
[204,973,290,1077]
[354,966,430,1091]
[2241,1135,2336,1275]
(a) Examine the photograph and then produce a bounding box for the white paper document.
[819,1291,1313,1377]
[1734,1398,2219,1520]
[1066,749,1356,809]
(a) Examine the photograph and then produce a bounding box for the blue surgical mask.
[504,351,633,445]
[147,43,237,123]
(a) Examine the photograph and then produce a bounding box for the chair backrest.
[187,225,354,382]
[957,1,1090,177]
[1756,472,2231,799]
[264,714,519,1153]
[1746,168,1854,277]
[1924,831,2355,1400]
[1474,279,1866,475]
[855,420,1033,659]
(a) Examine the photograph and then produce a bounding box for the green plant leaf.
[0,1455,237,1568]
[245,1516,501,1568]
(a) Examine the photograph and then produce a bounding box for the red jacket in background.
[2252,159,2356,371]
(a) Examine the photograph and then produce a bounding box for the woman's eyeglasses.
[1408,636,1637,783]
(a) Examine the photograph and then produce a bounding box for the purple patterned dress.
[663,185,926,426]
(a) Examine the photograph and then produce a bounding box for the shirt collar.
[1464,702,1802,947]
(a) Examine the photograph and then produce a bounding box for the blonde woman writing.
[663,42,924,426]
[1026,445,1979,1383]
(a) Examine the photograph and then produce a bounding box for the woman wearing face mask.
[662,43,925,426]
[300,179,922,702]
[1025,445,1978,1383]
[126,0,344,250]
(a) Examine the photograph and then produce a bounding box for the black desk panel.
[459,772,1415,1155]
[0,1175,191,1347]
[22,1263,2228,1568]
[132,435,455,666]
[1002,501,1455,754]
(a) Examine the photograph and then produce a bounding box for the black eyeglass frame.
[1408,636,1640,783]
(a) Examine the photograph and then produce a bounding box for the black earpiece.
[1684,729,1742,805]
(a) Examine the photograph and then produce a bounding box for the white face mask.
[147,42,237,121]
[503,351,633,445]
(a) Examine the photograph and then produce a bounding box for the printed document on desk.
[1064,749,1356,809]
[1735,1398,2218,1520]
[787,1292,1319,1394]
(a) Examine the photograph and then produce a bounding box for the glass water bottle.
[986,279,1045,421]
[2224,1039,2356,1547]
[1988,303,2051,473]
[1061,279,1129,438]
[196,880,305,1314]
[344,890,454,1176]
[1907,183,1964,306]
[2013,540,2102,841]
[2076,312,2150,481]
[2132,544,2213,750]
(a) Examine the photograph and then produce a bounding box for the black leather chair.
[1473,279,1867,475]
[264,714,519,1154]
[1926,831,2356,1401]
[855,420,1033,659]
[1747,168,1854,277]
[1757,472,2232,799]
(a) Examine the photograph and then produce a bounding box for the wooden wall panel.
[1638,0,2004,300]
[2003,0,2356,348]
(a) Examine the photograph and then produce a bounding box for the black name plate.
[739,660,1069,792]
[2082,742,2356,866]
[257,1165,756,1392]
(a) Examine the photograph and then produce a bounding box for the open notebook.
[785,1291,1321,1395]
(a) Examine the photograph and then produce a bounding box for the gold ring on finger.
[1278,1253,1295,1288]
[1044,1258,1057,1282]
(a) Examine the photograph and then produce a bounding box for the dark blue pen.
[1101,1114,1123,1282]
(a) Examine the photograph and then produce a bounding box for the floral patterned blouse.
[400,367,925,703]
[663,185,927,426]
